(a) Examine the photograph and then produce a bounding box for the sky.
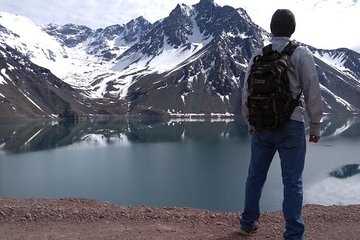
[1,0,359,52]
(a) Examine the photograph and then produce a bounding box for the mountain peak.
[198,0,216,6]
[126,16,151,27]
[123,16,152,43]
[169,3,193,18]
[236,7,253,23]
[43,23,93,48]
[195,0,217,9]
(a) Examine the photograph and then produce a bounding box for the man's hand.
[309,135,320,143]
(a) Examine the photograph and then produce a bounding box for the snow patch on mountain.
[0,68,11,83]
[315,51,348,71]
[0,12,115,92]
[314,51,360,89]
[0,12,67,68]
[86,72,135,99]
[332,118,357,136]
[149,36,206,72]
[18,89,44,112]
[113,12,213,76]
[0,74,6,85]
[320,84,357,111]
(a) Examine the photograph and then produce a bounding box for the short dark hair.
[270,9,296,37]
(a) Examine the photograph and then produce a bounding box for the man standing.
[240,9,323,239]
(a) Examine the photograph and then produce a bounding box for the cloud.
[237,0,360,50]
[0,0,198,28]
[354,45,360,53]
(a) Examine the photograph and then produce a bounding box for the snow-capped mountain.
[115,0,270,115]
[0,11,107,91]
[43,16,152,60]
[0,44,96,119]
[0,0,360,119]
[309,46,360,112]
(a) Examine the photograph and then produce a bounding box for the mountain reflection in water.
[330,164,360,179]
[1,115,359,154]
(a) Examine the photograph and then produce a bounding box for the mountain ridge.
[0,1,359,119]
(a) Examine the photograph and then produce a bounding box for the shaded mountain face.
[0,0,360,119]
[312,48,360,112]
[0,44,99,119]
[42,24,93,48]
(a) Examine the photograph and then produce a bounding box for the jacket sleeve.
[298,47,323,136]
[242,54,256,131]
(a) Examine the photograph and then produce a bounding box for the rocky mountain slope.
[0,44,92,119]
[0,0,359,119]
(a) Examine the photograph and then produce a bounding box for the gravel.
[0,198,359,239]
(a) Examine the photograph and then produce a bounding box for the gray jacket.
[242,37,323,136]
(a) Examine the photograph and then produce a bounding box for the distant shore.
[1,198,359,239]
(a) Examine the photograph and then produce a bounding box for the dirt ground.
[0,198,359,240]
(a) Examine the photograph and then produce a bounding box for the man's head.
[270,9,296,37]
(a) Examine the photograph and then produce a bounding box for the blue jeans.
[240,120,306,240]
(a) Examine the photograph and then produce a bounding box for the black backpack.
[247,41,301,130]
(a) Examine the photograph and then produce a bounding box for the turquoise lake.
[0,115,359,213]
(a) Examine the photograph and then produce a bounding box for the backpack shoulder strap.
[262,44,273,56]
[282,41,302,104]
[281,41,298,56]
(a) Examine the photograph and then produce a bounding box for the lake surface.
[1,115,359,213]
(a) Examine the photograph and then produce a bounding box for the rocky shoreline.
[1,198,359,239]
